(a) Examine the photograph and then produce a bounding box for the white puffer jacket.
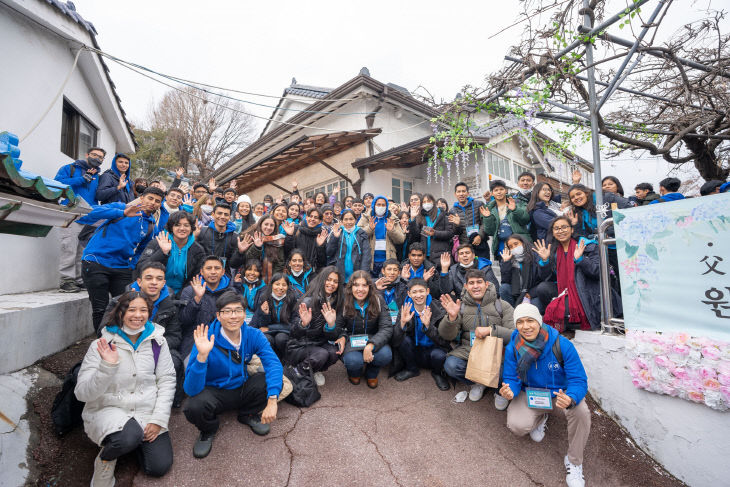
[75,324,176,446]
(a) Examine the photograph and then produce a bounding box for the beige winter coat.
[75,324,176,445]
[358,214,405,263]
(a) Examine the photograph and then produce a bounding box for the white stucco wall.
[573,331,730,487]
[0,5,124,294]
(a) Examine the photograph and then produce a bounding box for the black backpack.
[283,366,321,408]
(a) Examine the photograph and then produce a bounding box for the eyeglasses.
[89,152,106,160]
[219,308,245,317]
[553,225,572,232]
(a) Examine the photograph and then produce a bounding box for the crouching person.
[499,303,590,487]
[183,291,283,459]
[75,291,175,486]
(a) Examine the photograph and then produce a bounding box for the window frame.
[61,98,98,159]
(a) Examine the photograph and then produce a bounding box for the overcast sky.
[73,0,721,191]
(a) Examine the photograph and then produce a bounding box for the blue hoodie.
[370,196,390,263]
[649,192,685,204]
[79,202,156,268]
[130,282,170,320]
[95,154,133,204]
[184,318,283,397]
[503,325,588,406]
[54,159,99,206]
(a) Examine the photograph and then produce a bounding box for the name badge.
[466,224,479,237]
[245,310,254,325]
[350,335,369,350]
[470,331,476,346]
[374,240,387,251]
[526,388,553,410]
[220,257,227,269]
[388,301,399,325]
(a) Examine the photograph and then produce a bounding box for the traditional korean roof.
[284,83,332,99]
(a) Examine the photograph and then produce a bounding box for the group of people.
[56,147,729,487]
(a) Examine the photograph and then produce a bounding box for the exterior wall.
[0,7,121,294]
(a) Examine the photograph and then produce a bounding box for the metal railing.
[597,217,625,334]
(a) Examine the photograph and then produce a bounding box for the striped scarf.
[515,324,550,382]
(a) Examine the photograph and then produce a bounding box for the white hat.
[237,194,252,205]
[513,303,542,325]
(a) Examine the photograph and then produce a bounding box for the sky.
[72,0,721,192]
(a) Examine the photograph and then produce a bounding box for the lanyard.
[352,301,369,335]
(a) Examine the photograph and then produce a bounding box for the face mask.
[122,325,142,336]
[374,206,386,217]
[201,205,214,214]
[291,269,303,277]
[422,203,434,212]
[510,245,525,261]
[459,260,474,269]
[135,184,147,194]
[87,157,102,168]
[272,292,286,301]
[244,276,258,284]
[518,187,531,195]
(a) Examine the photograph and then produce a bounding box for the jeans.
[443,356,472,384]
[184,373,269,434]
[499,283,544,313]
[82,261,134,332]
[100,418,172,477]
[342,345,392,379]
[398,335,447,373]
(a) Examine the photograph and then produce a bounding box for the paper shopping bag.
[465,335,503,388]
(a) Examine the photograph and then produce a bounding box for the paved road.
[125,361,682,487]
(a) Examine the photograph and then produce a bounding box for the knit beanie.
[513,303,542,325]
[320,203,333,213]
[237,194,252,205]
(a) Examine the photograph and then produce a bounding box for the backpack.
[51,340,161,437]
[283,366,321,408]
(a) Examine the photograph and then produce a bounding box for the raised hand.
[368,216,376,231]
[96,338,118,364]
[191,275,206,303]
[440,252,451,272]
[574,239,586,260]
[291,180,298,190]
[282,221,295,235]
[400,304,414,328]
[234,272,243,283]
[193,324,215,361]
[208,177,217,191]
[260,300,270,314]
[316,228,328,246]
[565,208,578,226]
[499,382,514,401]
[253,231,264,247]
[183,193,193,206]
[385,218,394,232]
[193,221,202,238]
[479,205,491,217]
[401,264,411,280]
[553,389,573,409]
[507,197,516,211]
[238,233,254,253]
[123,203,143,218]
[156,232,173,255]
[298,302,312,327]
[332,222,342,237]
[375,277,388,291]
[482,190,492,201]
[572,169,582,184]
[448,213,460,226]
[117,173,127,190]
[532,239,551,261]
[229,179,237,190]
[410,206,419,219]
[421,306,432,328]
[424,266,436,282]
[175,167,185,179]
[500,247,512,262]
[440,294,461,320]
[321,302,336,326]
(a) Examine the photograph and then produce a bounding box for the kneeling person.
[183,292,283,459]
[499,303,590,487]
[392,279,450,390]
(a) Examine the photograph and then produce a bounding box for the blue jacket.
[184,318,283,398]
[95,154,133,204]
[649,192,685,204]
[503,326,588,406]
[79,203,156,268]
[54,159,99,205]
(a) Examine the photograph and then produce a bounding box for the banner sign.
[614,192,730,410]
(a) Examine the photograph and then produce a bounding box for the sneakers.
[59,280,82,293]
[239,414,270,436]
[313,372,325,387]
[468,384,486,402]
[91,451,116,487]
[494,393,509,411]
[394,369,420,382]
[530,414,549,442]
[564,456,585,487]
[193,431,215,458]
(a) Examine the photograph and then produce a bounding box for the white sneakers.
[468,384,486,402]
[564,455,585,487]
[529,414,549,442]
[494,393,509,411]
[313,372,325,387]
[91,451,116,487]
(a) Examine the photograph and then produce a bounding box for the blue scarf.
[409,264,425,279]
[286,217,300,225]
[130,282,169,320]
[339,226,360,282]
[405,295,434,347]
[424,209,440,257]
[272,296,284,322]
[372,197,389,263]
[106,321,155,350]
[243,279,265,311]
[287,269,312,295]
[204,274,230,293]
[166,233,195,293]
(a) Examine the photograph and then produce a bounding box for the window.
[391,178,412,204]
[513,163,535,182]
[61,99,98,159]
[487,152,511,181]
[304,178,348,202]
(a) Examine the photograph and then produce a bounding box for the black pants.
[169,349,184,404]
[286,343,338,372]
[100,418,173,477]
[533,281,558,312]
[183,373,269,434]
[265,332,289,360]
[398,335,447,373]
[82,261,133,331]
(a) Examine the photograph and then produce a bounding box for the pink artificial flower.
[654,355,674,370]
[702,346,722,361]
[699,367,717,380]
[718,374,730,386]
[671,345,690,356]
[672,367,689,380]
[673,333,690,345]
[703,378,722,391]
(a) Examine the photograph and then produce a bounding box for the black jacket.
[178,277,236,355]
[410,209,455,262]
[326,227,372,277]
[284,226,327,272]
[439,261,499,298]
[499,254,546,303]
[196,226,239,271]
[251,291,298,334]
[392,299,450,350]
[286,296,336,356]
[399,258,443,298]
[325,294,393,355]
[95,169,133,205]
[137,238,206,295]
